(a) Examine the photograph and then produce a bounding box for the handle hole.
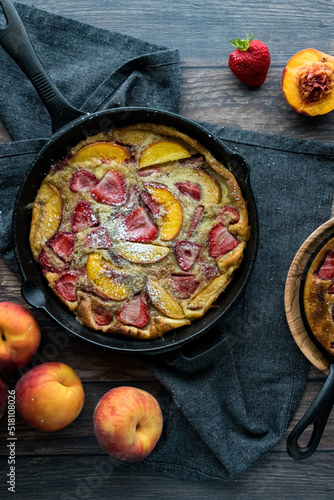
[181,326,226,359]
[297,423,314,448]
[0,5,8,27]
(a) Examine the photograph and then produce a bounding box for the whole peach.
[0,302,41,373]
[93,386,163,462]
[15,362,84,431]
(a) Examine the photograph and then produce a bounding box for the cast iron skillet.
[287,230,334,459]
[0,0,258,372]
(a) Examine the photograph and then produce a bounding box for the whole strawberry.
[228,34,270,86]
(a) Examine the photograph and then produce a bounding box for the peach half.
[282,48,334,116]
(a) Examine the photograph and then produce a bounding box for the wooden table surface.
[1,1,334,498]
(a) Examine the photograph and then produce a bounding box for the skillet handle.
[0,0,84,131]
[143,297,245,373]
[287,363,334,460]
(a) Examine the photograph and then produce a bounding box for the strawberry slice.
[316,251,334,280]
[91,305,112,326]
[85,226,111,249]
[175,181,201,201]
[117,294,149,328]
[54,272,78,302]
[219,205,240,225]
[179,154,204,166]
[168,274,200,299]
[124,186,139,210]
[175,241,201,271]
[121,207,158,242]
[328,284,334,294]
[208,224,239,258]
[140,191,159,216]
[138,167,162,177]
[70,170,98,192]
[92,170,127,205]
[39,248,68,274]
[187,205,204,237]
[48,232,75,261]
[199,262,220,282]
[71,201,99,233]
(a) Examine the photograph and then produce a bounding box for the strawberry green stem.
[230,33,253,51]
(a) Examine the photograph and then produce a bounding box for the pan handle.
[0,0,84,132]
[287,363,334,460]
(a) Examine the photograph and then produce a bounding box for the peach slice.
[146,278,185,319]
[139,141,191,169]
[70,142,131,164]
[115,242,170,264]
[282,48,334,116]
[145,184,183,241]
[86,253,128,300]
[30,182,62,259]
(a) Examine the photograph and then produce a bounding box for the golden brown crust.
[29,123,250,340]
[304,237,334,355]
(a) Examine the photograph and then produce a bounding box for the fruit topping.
[146,278,185,319]
[70,142,130,164]
[229,34,271,87]
[70,170,98,192]
[48,231,75,261]
[187,205,204,237]
[282,49,334,116]
[39,247,68,274]
[179,154,204,166]
[117,294,150,328]
[175,241,201,271]
[92,170,127,206]
[208,224,239,258]
[91,305,113,326]
[169,167,220,208]
[30,182,62,258]
[138,167,162,177]
[54,272,78,302]
[71,201,99,233]
[199,262,220,282]
[86,253,129,300]
[316,251,334,280]
[175,181,201,201]
[139,140,191,168]
[168,274,200,299]
[85,227,112,249]
[115,241,170,264]
[124,186,139,210]
[140,191,159,216]
[219,205,240,225]
[145,184,183,241]
[121,207,158,242]
[328,284,334,294]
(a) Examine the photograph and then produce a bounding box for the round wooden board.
[285,219,334,375]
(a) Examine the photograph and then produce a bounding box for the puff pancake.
[29,123,250,340]
[304,236,334,355]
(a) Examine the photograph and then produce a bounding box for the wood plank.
[15,0,334,66]
[180,67,334,141]
[0,379,333,456]
[0,452,334,500]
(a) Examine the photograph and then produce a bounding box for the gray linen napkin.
[0,1,320,482]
